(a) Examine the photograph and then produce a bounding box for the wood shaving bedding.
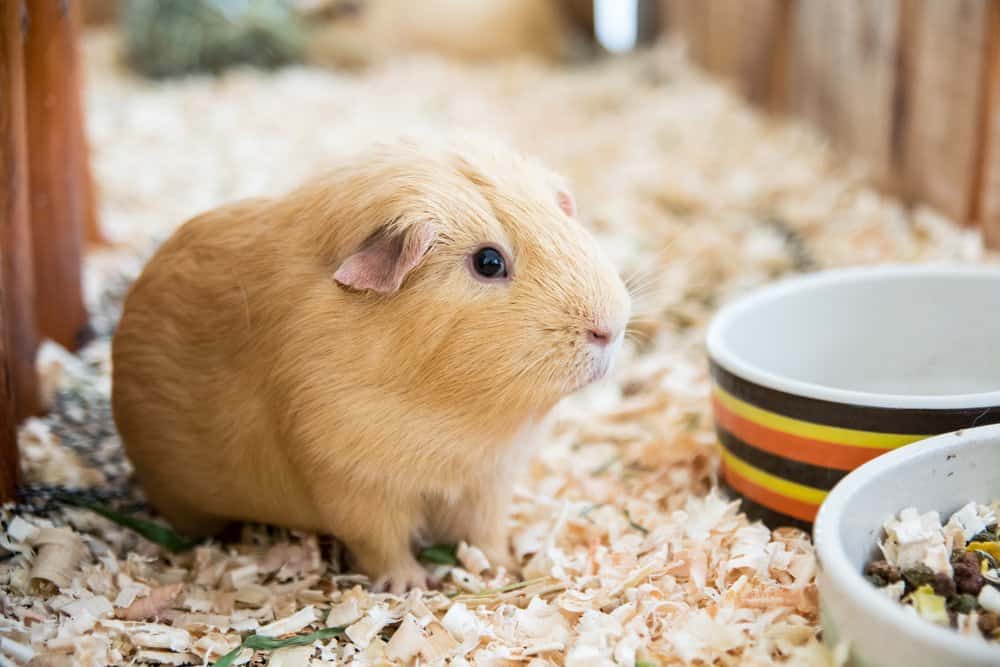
[1,31,994,666]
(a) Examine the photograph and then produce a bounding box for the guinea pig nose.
[587,326,613,347]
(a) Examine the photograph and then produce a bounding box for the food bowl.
[813,423,1000,667]
[705,264,1000,528]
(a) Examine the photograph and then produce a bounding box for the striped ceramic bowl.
[706,264,1000,530]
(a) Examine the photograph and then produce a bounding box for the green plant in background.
[120,0,305,79]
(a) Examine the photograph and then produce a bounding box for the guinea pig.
[111,134,631,592]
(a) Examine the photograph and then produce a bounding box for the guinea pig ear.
[556,189,576,218]
[334,222,436,294]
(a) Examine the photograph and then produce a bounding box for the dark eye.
[472,247,507,279]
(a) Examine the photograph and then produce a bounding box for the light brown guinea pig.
[111,134,631,593]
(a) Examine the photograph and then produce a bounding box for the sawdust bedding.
[0,31,991,667]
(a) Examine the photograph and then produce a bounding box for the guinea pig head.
[321,139,631,432]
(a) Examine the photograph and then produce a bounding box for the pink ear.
[556,190,576,218]
[334,223,436,294]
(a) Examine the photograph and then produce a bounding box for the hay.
[0,31,991,666]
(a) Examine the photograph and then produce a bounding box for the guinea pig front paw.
[371,557,432,595]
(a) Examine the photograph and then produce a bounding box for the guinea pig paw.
[372,560,432,595]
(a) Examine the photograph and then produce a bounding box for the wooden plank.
[23,0,90,350]
[0,0,26,502]
[1,0,39,421]
[898,0,991,223]
[0,288,18,504]
[703,0,790,110]
[82,0,118,27]
[979,1,1000,247]
[69,0,104,247]
[661,0,790,110]
[660,0,711,64]
[789,0,901,188]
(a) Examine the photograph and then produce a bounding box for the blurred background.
[72,0,999,245]
[4,0,997,430]
[1,5,998,664]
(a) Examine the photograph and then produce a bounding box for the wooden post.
[69,0,104,247]
[0,0,28,502]
[23,0,90,351]
[897,0,993,224]
[790,0,902,189]
[2,0,39,422]
[0,293,18,504]
[660,0,792,113]
[976,1,1000,248]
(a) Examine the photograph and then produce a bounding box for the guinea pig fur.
[111,134,631,593]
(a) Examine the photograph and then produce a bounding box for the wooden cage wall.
[1,0,98,502]
[660,0,1000,247]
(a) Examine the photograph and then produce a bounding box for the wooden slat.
[23,0,90,350]
[661,1,792,111]
[0,293,17,504]
[789,0,901,188]
[660,0,711,64]
[703,0,791,110]
[974,1,1000,247]
[0,0,27,502]
[82,0,118,27]
[1,0,39,421]
[70,0,104,247]
[898,0,991,223]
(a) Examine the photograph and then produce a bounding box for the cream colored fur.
[111,134,630,592]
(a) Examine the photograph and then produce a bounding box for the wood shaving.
[116,583,184,621]
[2,28,995,667]
[28,528,87,593]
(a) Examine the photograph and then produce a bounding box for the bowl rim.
[813,424,1000,661]
[706,263,1000,409]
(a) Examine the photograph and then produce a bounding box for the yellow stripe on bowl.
[712,385,928,450]
[719,447,828,506]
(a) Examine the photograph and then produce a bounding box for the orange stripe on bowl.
[721,458,821,523]
[712,395,885,471]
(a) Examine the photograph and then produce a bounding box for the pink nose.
[588,327,613,346]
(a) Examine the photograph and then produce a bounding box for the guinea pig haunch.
[111,135,632,593]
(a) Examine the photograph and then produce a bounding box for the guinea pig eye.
[471,247,508,279]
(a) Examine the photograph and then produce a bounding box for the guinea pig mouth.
[583,348,616,386]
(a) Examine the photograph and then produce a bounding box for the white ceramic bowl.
[813,423,1000,667]
[706,264,1000,528]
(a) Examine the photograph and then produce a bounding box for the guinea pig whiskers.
[621,240,676,287]
[624,328,653,345]
[623,276,668,313]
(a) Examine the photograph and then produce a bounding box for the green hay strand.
[212,627,345,667]
[55,493,198,553]
[418,543,458,565]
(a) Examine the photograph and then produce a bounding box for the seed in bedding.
[864,559,901,583]
[953,552,985,595]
